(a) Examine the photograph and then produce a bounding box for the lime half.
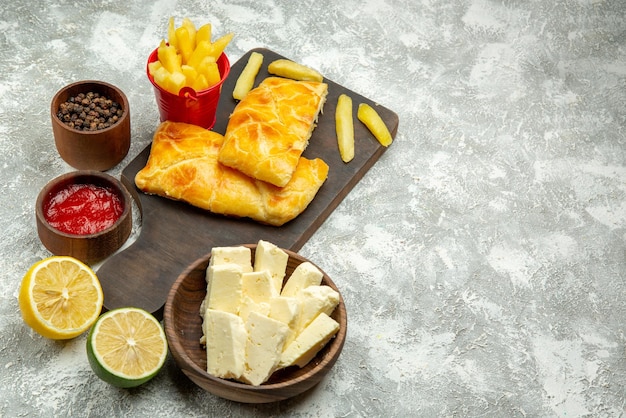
[87,307,168,388]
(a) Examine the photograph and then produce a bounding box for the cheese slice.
[238,295,270,322]
[241,311,289,386]
[242,270,278,304]
[295,285,340,335]
[279,312,339,368]
[203,309,247,380]
[280,261,323,297]
[254,240,288,294]
[204,264,244,315]
[209,246,253,272]
[269,296,301,347]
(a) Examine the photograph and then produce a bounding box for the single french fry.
[197,55,216,71]
[195,23,212,46]
[181,17,197,48]
[357,103,393,147]
[232,51,264,100]
[187,40,212,69]
[175,26,194,64]
[335,94,355,162]
[267,59,323,82]
[151,66,184,95]
[151,66,170,88]
[168,71,187,95]
[157,40,181,74]
[198,56,221,86]
[191,74,209,91]
[148,60,163,76]
[209,32,234,60]
[167,17,178,50]
[181,65,198,86]
[206,62,221,86]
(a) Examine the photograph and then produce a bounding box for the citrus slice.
[18,256,104,340]
[86,307,168,388]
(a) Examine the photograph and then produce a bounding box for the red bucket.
[146,47,231,130]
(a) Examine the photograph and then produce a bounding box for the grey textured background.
[1,0,625,416]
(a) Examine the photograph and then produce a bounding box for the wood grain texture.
[97,48,398,316]
[163,244,347,403]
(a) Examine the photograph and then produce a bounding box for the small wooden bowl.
[163,244,347,403]
[51,80,131,171]
[36,171,132,264]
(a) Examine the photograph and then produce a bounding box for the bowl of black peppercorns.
[51,80,131,171]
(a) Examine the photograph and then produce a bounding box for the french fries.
[232,52,264,100]
[357,103,393,147]
[267,59,323,82]
[150,17,234,95]
[335,94,354,163]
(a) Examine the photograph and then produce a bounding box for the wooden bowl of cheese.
[163,241,347,403]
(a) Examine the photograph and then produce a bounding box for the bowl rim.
[163,243,347,393]
[50,79,130,135]
[36,170,132,239]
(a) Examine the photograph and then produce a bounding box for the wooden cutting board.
[97,48,398,317]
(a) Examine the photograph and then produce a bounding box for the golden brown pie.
[218,77,328,187]
[134,121,328,226]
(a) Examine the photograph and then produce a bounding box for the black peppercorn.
[57,91,123,131]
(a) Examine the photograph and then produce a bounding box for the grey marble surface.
[1,0,625,416]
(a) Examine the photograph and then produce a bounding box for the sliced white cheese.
[254,240,288,294]
[240,311,289,386]
[209,245,253,272]
[199,241,342,380]
[199,299,207,319]
[279,312,339,368]
[203,309,247,380]
[205,264,243,315]
[238,294,270,322]
[268,296,301,347]
[280,261,323,297]
[295,285,340,335]
[242,270,278,304]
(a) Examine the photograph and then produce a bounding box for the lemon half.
[18,256,104,340]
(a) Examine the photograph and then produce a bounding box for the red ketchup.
[44,183,124,235]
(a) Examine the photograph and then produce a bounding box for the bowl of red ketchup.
[36,171,132,264]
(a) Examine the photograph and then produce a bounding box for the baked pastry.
[134,121,329,226]
[218,77,328,187]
